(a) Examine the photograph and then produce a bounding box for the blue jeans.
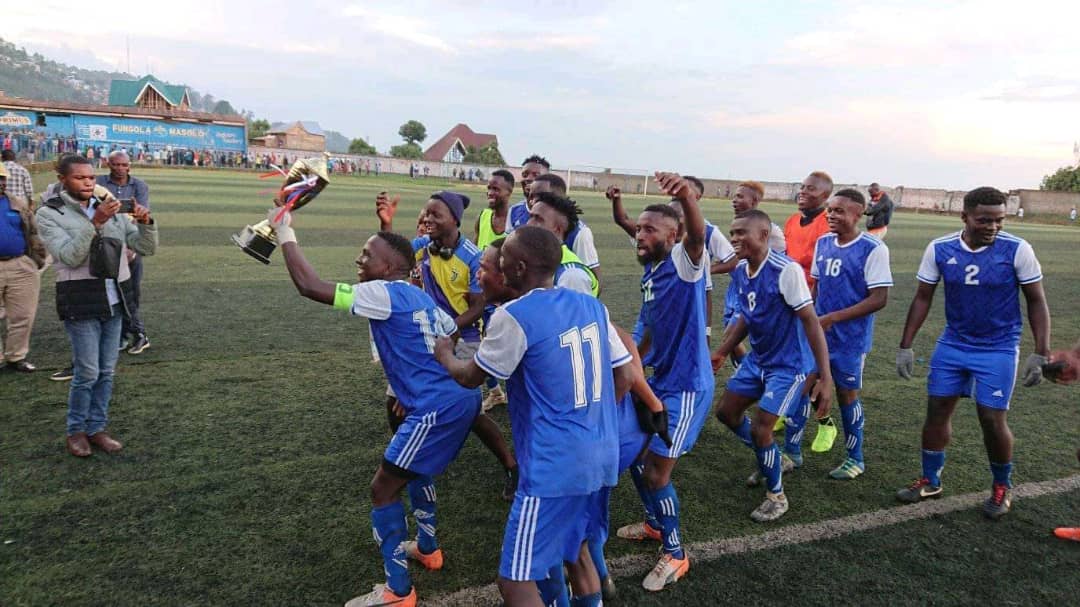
[64,305,123,435]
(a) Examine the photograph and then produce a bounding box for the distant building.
[258,121,326,152]
[108,75,191,112]
[423,123,498,163]
[0,93,246,156]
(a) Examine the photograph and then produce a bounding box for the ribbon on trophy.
[232,154,331,264]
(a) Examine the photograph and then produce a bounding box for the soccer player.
[721,181,787,368]
[376,191,519,500]
[507,154,550,231]
[435,226,634,607]
[524,173,602,289]
[895,186,1051,519]
[608,178,737,340]
[476,237,668,602]
[613,172,712,591]
[713,209,834,521]
[526,192,598,296]
[269,210,480,607]
[783,170,839,453]
[473,170,515,408]
[810,189,893,480]
[474,169,515,248]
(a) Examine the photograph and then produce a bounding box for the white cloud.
[342,5,457,54]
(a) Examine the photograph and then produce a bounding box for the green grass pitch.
[2,168,1078,605]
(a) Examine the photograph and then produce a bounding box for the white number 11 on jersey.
[560,322,602,408]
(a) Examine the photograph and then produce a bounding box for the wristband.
[332,283,355,311]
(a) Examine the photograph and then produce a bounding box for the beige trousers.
[0,255,41,363]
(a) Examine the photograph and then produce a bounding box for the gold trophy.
[232,155,330,264]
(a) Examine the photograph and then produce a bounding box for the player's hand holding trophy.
[232,154,330,264]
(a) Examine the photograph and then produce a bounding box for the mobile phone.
[119,199,136,213]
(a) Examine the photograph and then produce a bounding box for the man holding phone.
[97,150,152,354]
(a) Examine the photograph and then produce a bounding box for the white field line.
[426,474,1080,606]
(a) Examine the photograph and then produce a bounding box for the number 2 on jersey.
[964,264,980,285]
[560,323,602,408]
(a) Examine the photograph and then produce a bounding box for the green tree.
[349,138,377,155]
[462,142,506,166]
[398,120,427,145]
[248,118,271,138]
[390,142,423,159]
[212,99,238,115]
[1041,165,1080,192]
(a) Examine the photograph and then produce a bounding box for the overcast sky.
[8,0,1080,188]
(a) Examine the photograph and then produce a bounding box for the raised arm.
[656,172,705,264]
[272,209,335,305]
[375,191,399,232]
[607,186,636,239]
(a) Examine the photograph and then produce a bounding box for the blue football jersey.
[916,231,1042,351]
[342,280,475,412]
[475,288,631,497]
[723,222,786,323]
[639,242,712,392]
[731,251,814,372]
[811,232,893,357]
[506,200,530,232]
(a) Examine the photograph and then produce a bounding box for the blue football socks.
[990,460,1013,487]
[730,415,754,448]
[840,400,865,463]
[536,564,569,607]
[570,592,603,607]
[370,501,410,596]
[630,463,661,530]
[756,443,784,494]
[407,475,438,554]
[921,449,946,487]
[648,482,684,559]
[784,397,811,459]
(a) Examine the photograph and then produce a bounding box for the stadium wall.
[246,145,1080,215]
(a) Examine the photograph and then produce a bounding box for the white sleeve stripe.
[720,252,735,262]
[475,353,510,380]
[791,299,813,310]
[916,274,939,284]
[611,353,632,368]
[1018,275,1042,284]
[866,281,894,287]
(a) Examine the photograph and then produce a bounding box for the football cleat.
[1053,528,1080,542]
[481,385,507,412]
[642,552,689,591]
[810,418,838,452]
[344,584,416,607]
[982,483,1012,519]
[828,457,865,480]
[601,575,617,601]
[750,491,789,522]
[772,416,786,432]
[402,541,443,570]
[616,521,662,541]
[896,478,943,503]
[746,453,799,487]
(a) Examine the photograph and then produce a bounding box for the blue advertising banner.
[71,115,246,152]
[0,109,75,138]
